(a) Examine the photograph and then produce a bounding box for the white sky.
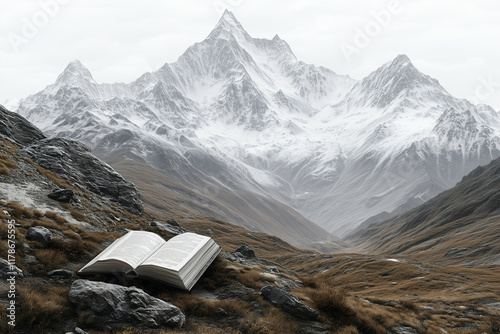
[1,0,499,109]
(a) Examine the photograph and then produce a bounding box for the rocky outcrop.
[260,285,318,320]
[47,189,74,203]
[233,245,257,259]
[26,226,53,246]
[0,104,45,146]
[0,258,23,278]
[69,279,185,328]
[23,138,143,215]
[0,105,144,215]
[150,220,186,235]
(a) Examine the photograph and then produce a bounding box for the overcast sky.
[1,0,499,109]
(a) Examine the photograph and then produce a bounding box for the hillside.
[347,157,500,267]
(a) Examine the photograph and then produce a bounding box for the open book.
[79,231,222,290]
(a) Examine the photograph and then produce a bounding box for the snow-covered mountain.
[15,10,500,238]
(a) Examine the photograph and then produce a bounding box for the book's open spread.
[78,230,222,290]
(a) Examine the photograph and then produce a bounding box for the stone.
[388,325,419,334]
[69,279,185,328]
[150,221,186,235]
[233,245,257,259]
[75,327,88,334]
[0,258,23,278]
[23,138,143,215]
[47,269,73,278]
[260,285,318,320]
[47,189,74,203]
[26,226,53,246]
[265,266,280,273]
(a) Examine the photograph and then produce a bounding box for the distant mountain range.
[14,10,500,240]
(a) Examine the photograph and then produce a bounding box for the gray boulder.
[26,226,53,246]
[260,285,318,320]
[23,138,143,215]
[47,189,74,203]
[233,245,257,259]
[0,258,23,278]
[69,279,185,328]
[150,221,186,235]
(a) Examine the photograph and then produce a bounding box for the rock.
[150,221,186,235]
[0,105,46,146]
[388,325,419,334]
[0,258,23,278]
[47,269,73,278]
[260,285,318,320]
[233,245,257,259]
[69,279,185,328]
[26,226,53,246]
[65,327,88,334]
[47,189,74,203]
[265,266,280,273]
[166,219,180,226]
[23,138,143,215]
[75,327,88,334]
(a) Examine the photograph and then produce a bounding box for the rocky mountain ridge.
[14,10,500,238]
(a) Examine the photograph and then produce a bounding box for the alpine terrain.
[1,103,500,334]
[14,10,500,240]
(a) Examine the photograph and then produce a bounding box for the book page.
[81,231,165,271]
[140,232,210,271]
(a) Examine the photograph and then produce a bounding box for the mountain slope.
[347,157,500,265]
[14,11,500,238]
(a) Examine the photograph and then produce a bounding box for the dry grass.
[34,165,74,189]
[240,310,297,334]
[70,209,86,221]
[0,153,18,169]
[4,202,34,219]
[0,165,9,177]
[44,211,67,224]
[308,283,350,316]
[35,249,68,271]
[0,136,19,153]
[101,207,121,217]
[16,286,73,333]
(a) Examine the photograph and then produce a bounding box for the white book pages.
[140,232,210,272]
[80,231,165,271]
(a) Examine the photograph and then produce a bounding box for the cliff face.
[0,104,143,215]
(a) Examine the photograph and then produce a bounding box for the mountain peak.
[56,60,95,85]
[391,54,411,66]
[208,10,249,40]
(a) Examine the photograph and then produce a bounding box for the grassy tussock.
[44,211,67,224]
[0,153,18,169]
[70,209,86,221]
[240,310,297,334]
[308,284,350,316]
[0,152,18,177]
[35,249,68,271]
[16,286,73,333]
[5,202,34,219]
